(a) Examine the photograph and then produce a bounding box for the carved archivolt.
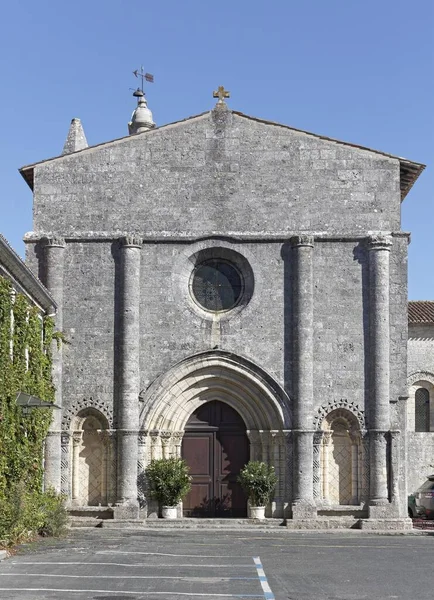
[408,371,434,387]
[314,399,365,432]
[140,350,291,432]
[62,397,113,430]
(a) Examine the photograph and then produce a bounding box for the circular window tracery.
[191,259,244,312]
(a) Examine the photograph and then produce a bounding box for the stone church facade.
[19,90,426,528]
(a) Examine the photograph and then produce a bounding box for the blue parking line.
[253,557,275,600]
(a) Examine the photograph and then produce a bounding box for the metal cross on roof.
[213,85,230,104]
[133,66,154,93]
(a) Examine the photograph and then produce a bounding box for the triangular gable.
[19,109,425,200]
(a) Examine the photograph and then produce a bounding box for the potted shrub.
[238,461,278,520]
[145,457,192,519]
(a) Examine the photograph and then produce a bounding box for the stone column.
[42,236,65,493]
[290,235,316,518]
[71,431,82,504]
[115,235,142,519]
[368,235,392,509]
[60,432,71,498]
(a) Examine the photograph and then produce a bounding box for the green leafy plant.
[145,457,192,507]
[237,461,278,506]
[0,276,65,548]
[0,483,67,547]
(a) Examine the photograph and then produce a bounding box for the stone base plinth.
[359,518,413,531]
[368,504,400,519]
[112,505,140,520]
[291,502,317,520]
[101,519,145,529]
[286,518,359,530]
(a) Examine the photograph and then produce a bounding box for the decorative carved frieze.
[62,397,113,430]
[314,399,366,432]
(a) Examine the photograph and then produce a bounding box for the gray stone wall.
[26,235,407,432]
[32,110,401,237]
[408,323,434,376]
[407,433,434,494]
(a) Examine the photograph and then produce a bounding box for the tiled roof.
[408,301,434,323]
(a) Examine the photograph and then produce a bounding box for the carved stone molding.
[314,399,366,432]
[62,397,113,430]
[117,429,139,437]
[368,235,392,251]
[290,234,314,248]
[119,235,143,248]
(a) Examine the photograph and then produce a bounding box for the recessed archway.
[70,408,113,507]
[139,350,291,517]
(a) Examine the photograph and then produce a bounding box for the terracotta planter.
[250,506,266,520]
[162,506,177,519]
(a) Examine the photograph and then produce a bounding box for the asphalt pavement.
[0,528,432,599]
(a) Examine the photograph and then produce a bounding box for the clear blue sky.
[0,0,432,298]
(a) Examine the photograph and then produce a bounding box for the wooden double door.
[182,401,249,517]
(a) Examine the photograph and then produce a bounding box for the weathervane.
[213,85,230,105]
[133,66,154,94]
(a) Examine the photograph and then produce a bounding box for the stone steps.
[68,516,286,529]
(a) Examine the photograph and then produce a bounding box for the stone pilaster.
[290,235,316,518]
[42,236,65,493]
[114,235,142,519]
[368,235,392,510]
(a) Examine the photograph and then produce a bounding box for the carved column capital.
[119,235,143,249]
[60,432,71,446]
[160,431,172,446]
[290,234,314,248]
[172,431,184,446]
[42,236,66,248]
[149,430,160,444]
[368,234,392,251]
[72,431,82,446]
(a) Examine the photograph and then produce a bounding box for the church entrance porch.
[139,351,291,519]
[182,400,249,517]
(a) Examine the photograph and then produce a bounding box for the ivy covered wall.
[0,276,55,498]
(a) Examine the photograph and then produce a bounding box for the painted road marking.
[13,561,254,568]
[0,573,257,581]
[0,590,264,598]
[97,550,251,558]
[253,557,275,600]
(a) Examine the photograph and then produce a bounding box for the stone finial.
[128,89,155,135]
[62,118,88,155]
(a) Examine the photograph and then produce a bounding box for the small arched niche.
[320,409,363,506]
[70,408,112,507]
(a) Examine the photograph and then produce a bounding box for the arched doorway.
[70,409,112,507]
[319,409,364,505]
[182,401,249,517]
